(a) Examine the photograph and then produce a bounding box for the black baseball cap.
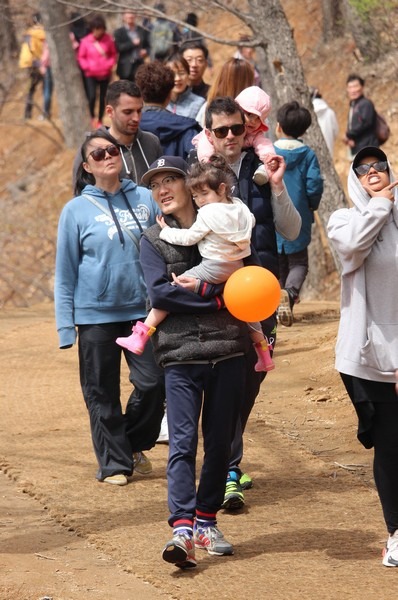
[141,156,189,187]
[352,146,388,172]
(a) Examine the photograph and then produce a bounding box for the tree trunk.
[247,0,347,289]
[0,0,19,99]
[321,0,345,42]
[342,0,381,61]
[38,0,90,148]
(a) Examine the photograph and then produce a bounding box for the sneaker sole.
[162,543,196,568]
[115,339,143,355]
[221,495,245,510]
[240,480,253,491]
[278,291,293,327]
[382,547,398,567]
[195,541,234,556]
[134,466,153,475]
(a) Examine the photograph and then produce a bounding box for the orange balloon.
[224,266,281,322]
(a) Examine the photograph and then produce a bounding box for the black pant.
[372,402,398,533]
[78,321,164,479]
[229,314,277,474]
[341,373,398,534]
[84,77,110,121]
[24,67,43,119]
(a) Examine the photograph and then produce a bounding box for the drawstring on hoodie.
[103,191,125,248]
[119,137,151,180]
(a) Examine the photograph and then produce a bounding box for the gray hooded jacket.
[327,161,398,382]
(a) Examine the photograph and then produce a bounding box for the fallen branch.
[333,462,368,471]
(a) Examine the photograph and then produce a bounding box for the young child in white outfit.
[116,154,275,372]
[193,86,275,185]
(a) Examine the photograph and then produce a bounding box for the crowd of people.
[32,6,397,572]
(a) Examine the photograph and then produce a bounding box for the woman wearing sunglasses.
[55,130,164,486]
[328,146,398,567]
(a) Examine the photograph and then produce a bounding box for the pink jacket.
[77,33,116,79]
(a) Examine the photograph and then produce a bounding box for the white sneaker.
[382,530,398,566]
[277,289,293,327]
[156,412,169,444]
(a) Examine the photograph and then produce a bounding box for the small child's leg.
[253,338,275,372]
[116,308,168,355]
[252,164,269,186]
[116,321,156,354]
[248,322,275,372]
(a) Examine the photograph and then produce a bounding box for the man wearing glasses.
[190,96,301,510]
[181,41,210,100]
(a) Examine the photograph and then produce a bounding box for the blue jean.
[43,67,53,117]
[165,356,245,526]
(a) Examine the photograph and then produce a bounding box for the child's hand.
[156,215,168,229]
[171,272,198,291]
[264,154,286,189]
[260,153,278,173]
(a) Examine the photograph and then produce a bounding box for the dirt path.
[1,302,397,600]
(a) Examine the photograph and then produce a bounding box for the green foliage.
[349,0,396,19]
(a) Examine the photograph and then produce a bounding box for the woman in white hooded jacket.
[327,146,398,568]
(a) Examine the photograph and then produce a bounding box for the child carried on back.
[193,86,275,185]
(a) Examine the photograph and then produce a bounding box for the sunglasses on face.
[88,144,120,161]
[354,160,388,176]
[211,124,246,139]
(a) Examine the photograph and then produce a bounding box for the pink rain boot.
[116,321,156,355]
[253,338,275,372]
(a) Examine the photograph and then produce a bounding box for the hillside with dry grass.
[1,0,398,307]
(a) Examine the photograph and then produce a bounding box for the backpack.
[18,40,33,69]
[375,111,390,146]
[150,19,174,59]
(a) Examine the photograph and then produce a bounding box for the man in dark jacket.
[189,96,301,509]
[135,61,201,161]
[344,73,379,157]
[113,11,150,81]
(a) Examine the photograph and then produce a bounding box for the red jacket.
[77,32,116,79]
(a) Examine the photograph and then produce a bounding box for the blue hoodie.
[274,139,323,253]
[55,178,160,348]
[140,107,201,160]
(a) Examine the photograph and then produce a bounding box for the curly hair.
[135,62,175,104]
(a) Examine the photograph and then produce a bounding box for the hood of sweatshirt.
[274,138,312,171]
[347,158,398,227]
[82,178,138,200]
[312,97,330,116]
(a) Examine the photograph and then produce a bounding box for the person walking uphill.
[19,12,46,120]
[77,14,117,129]
[55,130,164,486]
[327,146,398,567]
[343,74,378,158]
[137,156,250,569]
[274,101,324,326]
